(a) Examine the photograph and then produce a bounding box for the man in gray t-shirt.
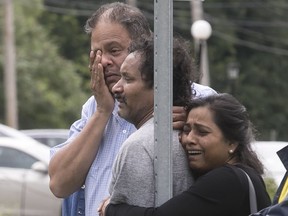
[108,37,216,207]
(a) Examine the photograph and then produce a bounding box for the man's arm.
[49,51,115,198]
[49,109,112,197]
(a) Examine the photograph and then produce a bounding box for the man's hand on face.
[90,50,115,114]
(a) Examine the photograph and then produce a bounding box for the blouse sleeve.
[106,166,252,216]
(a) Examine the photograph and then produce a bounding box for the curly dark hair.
[172,36,196,106]
[128,35,196,106]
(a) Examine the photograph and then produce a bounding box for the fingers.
[97,200,105,214]
[90,63,104,92]
[172,106,187,130]
[89,49,101,69]
[173,121,185,131]
[88,50,95,71]
[89,50,101,74]
[172,106,185,114]
[98,197,110,216]
[172,107,186,122]
[90,50,104,92]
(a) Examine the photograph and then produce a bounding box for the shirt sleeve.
[50,96,96,158]
[192,82,217,99]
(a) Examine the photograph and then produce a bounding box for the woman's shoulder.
[207,164,261,184]
[195,164,261,192]
[200,164,271,208]
[195,165,247,188]
[186,165,249,212]
[204,164,246,177]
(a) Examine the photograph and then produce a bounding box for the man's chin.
[118,111,125,119]
[118,110,129,121]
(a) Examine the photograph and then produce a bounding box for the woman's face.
[180,106,236,175]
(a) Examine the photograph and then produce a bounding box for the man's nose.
[101,53,112,67]
[112,80,123,94]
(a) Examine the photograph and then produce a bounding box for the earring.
[229,149,234,154]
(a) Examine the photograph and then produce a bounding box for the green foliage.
[264,177,278,201]
[2,0,288,138]
[38,10,91,92]
[137,0,288,140]
[203,0,288,141]
[0,0,88,129]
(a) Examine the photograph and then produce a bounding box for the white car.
[252,141,288,186]
[0,137,62,216]
[0,123,39,142]
[21,129,69,148]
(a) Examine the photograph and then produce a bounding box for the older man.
[49,3,216,216]
[108,36,199,207]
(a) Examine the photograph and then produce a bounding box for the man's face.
[91,20,131,91]
[112,52,154,127]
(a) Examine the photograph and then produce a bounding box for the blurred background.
[1,0,287,141]
[0,0,287,212]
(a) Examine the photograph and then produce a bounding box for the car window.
[0,146,38,169]
[35,137,66,148]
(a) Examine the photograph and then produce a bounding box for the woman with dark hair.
[104,93,271,216]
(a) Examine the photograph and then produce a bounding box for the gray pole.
[125,0,137,7]
[190,0,210,86]
[154,0,173,206]
[190,0,203,21]
[4,0,18,128]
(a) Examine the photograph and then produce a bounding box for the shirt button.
[81,185,85,189]
[123,130,127,134]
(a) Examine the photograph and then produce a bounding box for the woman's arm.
[105,166,258,216]
[106,203,157,216]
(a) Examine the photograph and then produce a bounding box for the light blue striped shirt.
[50,83,217,216]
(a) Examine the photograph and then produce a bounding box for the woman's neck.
[226,156,239,165]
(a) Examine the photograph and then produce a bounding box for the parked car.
[0,137,62,216]
[21,129,69,148]
[0,123,38,142]
[252,141,288,186]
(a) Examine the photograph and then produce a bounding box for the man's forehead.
[126,52,142,63]
[120,52,141,72]
[91,27,131,50]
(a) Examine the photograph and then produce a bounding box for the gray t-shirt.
[109,117,193,207]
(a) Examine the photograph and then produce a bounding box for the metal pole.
[4,0,18,128]
[190,0,203,21]
[190,0,210,86]
[199,41,210,86]
[154,0,173,206]
[125,0,137,7]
